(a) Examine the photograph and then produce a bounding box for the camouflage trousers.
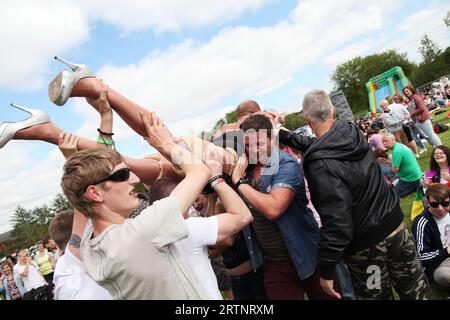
[344,225,431,300]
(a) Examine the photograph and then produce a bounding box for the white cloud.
[389,1,450,62]
[0,0,90,91]
[82,0,402,127]
[0,146,65,234]
[323,35,391,67]
[78,0,276,33]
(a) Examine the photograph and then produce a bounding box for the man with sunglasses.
[61,112,212,299]
[412,184,450,289]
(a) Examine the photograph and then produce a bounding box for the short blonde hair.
[61,149,123,218]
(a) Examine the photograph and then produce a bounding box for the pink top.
[369,134,387,151]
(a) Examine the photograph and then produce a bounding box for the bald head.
[237,100,261,120]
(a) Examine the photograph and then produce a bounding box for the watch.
[235,177,249,189]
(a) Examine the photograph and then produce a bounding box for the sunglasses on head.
[81,167,131,195]
[429,201,450,208]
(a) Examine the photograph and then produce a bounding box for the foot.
[48,56,95,106]
[419,148,427,154]
[0,104,51,148]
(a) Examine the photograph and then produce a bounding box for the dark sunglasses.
[429,201,450,208]
[81,168,131,195]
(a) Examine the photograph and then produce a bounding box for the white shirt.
[13,262,45,292]
[53,247,112,300]
[175,216,221,300]
[389,103,410,124]
[433,213,450,248]
[80,196,208,300]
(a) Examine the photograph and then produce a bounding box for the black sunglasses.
[81,168,131,195]
[429,201,450,208]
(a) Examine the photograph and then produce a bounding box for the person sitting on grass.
[382,133,422,197]
[412,184,450,289]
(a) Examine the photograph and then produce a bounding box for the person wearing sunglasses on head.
[412,184,450,289]
[60,112,212,300]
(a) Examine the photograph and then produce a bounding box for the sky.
[0,0,449,234]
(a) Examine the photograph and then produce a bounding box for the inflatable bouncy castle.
[365,66,411,113]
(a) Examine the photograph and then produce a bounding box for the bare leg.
[13,121,175,185]
[13,122,97,150]
[407,140,418,155]
[72,77,235,174]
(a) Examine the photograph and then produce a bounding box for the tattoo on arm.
[69,234,81,248]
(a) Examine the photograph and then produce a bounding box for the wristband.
[210,178,225,188]
[209,175,223,185]
[235,178,249,189]
[96,138,114,145]
[97,128,114,136]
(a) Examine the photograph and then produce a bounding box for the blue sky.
[0,0,449,233]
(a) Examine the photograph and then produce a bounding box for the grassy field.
[394,106,450,299]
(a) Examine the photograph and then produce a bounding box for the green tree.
[444,10,450,27]
[213,110,237,130]
[283,112,306,131]
[410,46,450,87]
[331,50,417,113]
[51,193,71,214]
[8,193,71,251]
[418,35,442,64]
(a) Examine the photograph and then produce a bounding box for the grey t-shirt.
[81,196,208,300]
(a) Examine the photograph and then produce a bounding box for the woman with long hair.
[403,85,442,148]
[0,260,26,300]
[424,145,450,187]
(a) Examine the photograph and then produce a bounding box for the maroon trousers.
[263,260,334,300]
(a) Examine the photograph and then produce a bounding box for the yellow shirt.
[37,253,53,275]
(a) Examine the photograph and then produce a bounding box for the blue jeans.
[410,123,426,149]
[395,179,421,197]
[335,262,356,300]
[230,266,267,300]
[418,119,441,147]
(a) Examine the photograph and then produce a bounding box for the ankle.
[72,78,101,99]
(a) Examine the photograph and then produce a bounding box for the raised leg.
[73,77,236,175]
[13,122,97,150]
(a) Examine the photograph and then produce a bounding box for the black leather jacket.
[279,120,403,279]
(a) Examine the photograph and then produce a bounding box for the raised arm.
[140,111,210,214]
[86,83,115,149]
[57,132,87,261]
[204,155,252,243]
[278,128,315,153]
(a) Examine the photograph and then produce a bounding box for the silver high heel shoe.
[0,103,51,148]
[48,56,94,106]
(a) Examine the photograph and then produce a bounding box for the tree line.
[0,193,71,257]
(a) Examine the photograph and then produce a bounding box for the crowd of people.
[0,57,449,300]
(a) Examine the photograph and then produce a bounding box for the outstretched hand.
[140,111,174,155]
[58,132,79,159]
[231,154,248,184]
